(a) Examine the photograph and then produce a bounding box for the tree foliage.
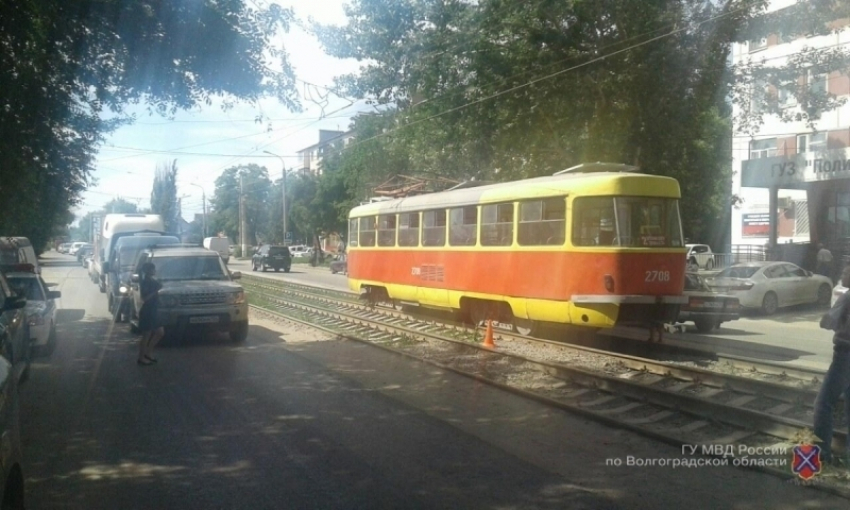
[150,160,180,234]
[70,197,139,242]
[312,0,850,246]
[209,165,271,246]
[0,0,300,251]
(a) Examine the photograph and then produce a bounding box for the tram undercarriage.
[359,284,679,343]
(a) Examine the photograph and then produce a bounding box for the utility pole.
[240,172,248,257]
[190,183,207,239]
[263,150,287,245]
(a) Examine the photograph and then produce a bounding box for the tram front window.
[572,196,683,247]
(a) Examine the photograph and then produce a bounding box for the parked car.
[289,245,310,258]
[0,267,31,383]
[0,354,24,508]
[76,244,93,264]
[88,253,100,283]
[0,237,39,274]
[128,246,249,342]
[330,254,347,275]
[252,245,291,272]
[4,265,60,356]
[68,242,86,256]
[677,272,740,332]
[705,261,832,315]
[686,243,715,271]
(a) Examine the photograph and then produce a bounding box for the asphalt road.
[17,252,849,509]
[229,258,837,372]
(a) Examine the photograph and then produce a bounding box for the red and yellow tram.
[345,163,687,337]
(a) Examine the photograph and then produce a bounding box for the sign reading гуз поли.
[741,147,850,188]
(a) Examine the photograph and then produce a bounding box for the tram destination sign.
[741,147,850,188]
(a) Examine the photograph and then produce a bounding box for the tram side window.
[359,217,376,247]
[378,214,396,247]
[398,213,420,247]
[572,197,617,246]
[449,207,477,246]
[481,203,514,246]
[518,197,566,246]
[348,219,358,248]
[422,210,446,246]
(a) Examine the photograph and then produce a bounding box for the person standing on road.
[137,262,164,366]
[814,265,850,466]
[817,243,834,280]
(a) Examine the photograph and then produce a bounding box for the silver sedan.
[704,261,833,315]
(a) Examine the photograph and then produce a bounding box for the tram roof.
[350,171,679,216]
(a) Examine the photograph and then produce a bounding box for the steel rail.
[246,285,842,447]
[248,301,850,499]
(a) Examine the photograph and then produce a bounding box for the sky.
[77,0,368,224]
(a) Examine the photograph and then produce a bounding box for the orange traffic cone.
[482,320,496,349]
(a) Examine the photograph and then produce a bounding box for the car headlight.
[228,291,245,304]
[160,295,178,307]
[28,315,44,326]
[119,285,129,294]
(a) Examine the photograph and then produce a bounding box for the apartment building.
[296,129,354,175]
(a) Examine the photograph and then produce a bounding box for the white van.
[0,237,40,274]
[96,214,165,292]
[203,237,230,263]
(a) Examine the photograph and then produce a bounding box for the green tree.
[0,0,301,253]
[314,0,850,247]
[151,160,179,234]
[209,165,271,246]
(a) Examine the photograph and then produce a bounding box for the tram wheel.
[468,304,490,328]
[512,318,537,337]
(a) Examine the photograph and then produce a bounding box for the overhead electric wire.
[315,2,777,161]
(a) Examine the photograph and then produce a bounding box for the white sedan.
[704,261,833,315]
[4,269,60,356]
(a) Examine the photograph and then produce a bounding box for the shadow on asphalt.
[738,301,829,324]
[56,309,86,323]
[40,258,83,268]
[26,319,603,510]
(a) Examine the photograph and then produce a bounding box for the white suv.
[686,244,715,271]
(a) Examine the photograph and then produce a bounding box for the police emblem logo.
[792,444,822,480]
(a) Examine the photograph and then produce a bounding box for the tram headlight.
[604,274,615,292]
[119,285,129,294]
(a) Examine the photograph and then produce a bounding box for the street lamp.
[189,183,206,239]
[263,150,288,245]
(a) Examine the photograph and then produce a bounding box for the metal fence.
[704,245,770,271]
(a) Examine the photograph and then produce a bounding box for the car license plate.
[189,316,219,324]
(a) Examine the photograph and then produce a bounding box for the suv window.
[153,255,227,281]
[268,247,290,256]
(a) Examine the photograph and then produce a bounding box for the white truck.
[95,214,165,293]
[203,237,230,264]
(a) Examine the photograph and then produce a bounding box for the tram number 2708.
[645,270,671,282]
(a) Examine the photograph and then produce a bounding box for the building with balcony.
[731,0,850,266]
[296,129,354,175]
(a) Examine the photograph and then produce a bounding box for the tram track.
[242,275,825,389]
[242,275,850,495]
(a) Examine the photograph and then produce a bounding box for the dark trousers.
[813,346,850,461]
